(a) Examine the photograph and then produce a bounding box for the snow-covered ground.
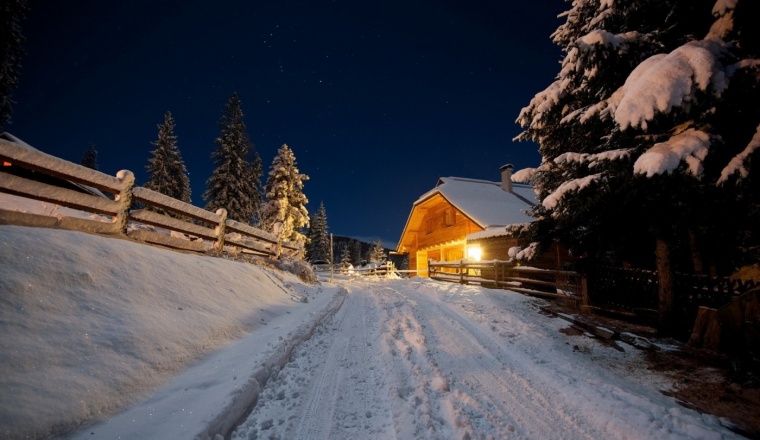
[232,276,740,440]
[0,210,745,439]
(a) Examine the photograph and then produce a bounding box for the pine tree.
[145,112,191,206]
[80,143,99,170]
[370,240,386,263]
[306,201,330,262]
[249,150,264,226]
[261,143,310,248]
[350,239,363,266]
[340,244,352,270]
[204,92,259,223]
[400,255,410,272]
[0,0,27,129]
[515,0,760,332]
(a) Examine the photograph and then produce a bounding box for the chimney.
[500,164,513,192]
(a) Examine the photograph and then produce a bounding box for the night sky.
[8,0,567,247]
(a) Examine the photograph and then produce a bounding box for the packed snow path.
[232,277,737,440]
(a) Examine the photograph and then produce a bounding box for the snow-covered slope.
[0,224,340,439]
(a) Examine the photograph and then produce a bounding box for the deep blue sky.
[8,0,567,247]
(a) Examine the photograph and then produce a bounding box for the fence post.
[275,239,283,259]
[581,274,590,312]
[114,170,135,234]
[214,208,227,253]
[460,260,465,284]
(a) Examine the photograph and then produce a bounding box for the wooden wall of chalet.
[404,195,481,273]
[416,199,478,249]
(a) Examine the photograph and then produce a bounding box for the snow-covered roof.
[415,177,536,229]
[466,226,517,241]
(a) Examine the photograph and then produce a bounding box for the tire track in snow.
[291,332,348,439]
[231,287,394,440]
[372,284,460,439]
[292,288,394,440]
[374,281,598,439]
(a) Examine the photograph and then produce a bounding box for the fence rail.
[0,136,301,259]
[313,262,399,277]
[428,259,586,303]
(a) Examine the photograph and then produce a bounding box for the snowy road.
[231,277,738,440]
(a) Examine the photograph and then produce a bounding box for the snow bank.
[0,224,334,439]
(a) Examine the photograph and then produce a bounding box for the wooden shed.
[396,165,536,276]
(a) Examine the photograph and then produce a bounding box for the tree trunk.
[687,229,704,275]
[655,232,676,335]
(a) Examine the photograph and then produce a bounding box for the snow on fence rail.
[0,137,301,259]
[428,259,588,305]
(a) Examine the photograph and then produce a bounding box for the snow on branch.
[508,242,539,261]
[718,124,760,184]
[552,0,617,44]
[554,149,631,168]
[516,81,561,129]
[511,168,537,183]
[577,30,640,51]
[523,27,643,129]
[609,40,728,131]
[633,129,711,178]
[542,173,603,210]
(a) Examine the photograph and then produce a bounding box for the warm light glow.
[466,245,482,262]
[2,161,11,167]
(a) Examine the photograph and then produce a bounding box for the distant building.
[395,165,537,277]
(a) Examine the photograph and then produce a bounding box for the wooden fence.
[430,259,758,334]
[428,260,586,304]
[0,136,301,259]
[313,261,399,277]
[587,266,758,327]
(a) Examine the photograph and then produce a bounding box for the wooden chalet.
[396,165,537,276]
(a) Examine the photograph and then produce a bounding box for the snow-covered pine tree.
[340,244,352,270]
[204,92,259,223]
[145,111,191,207]
[0,0,27,129]
[261,143,310,249]
[306,201,330,262]
[370,240,386,263]
[80,143,98,170]
[515,0,760,332]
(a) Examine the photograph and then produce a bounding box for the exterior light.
[467,245,482,262]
